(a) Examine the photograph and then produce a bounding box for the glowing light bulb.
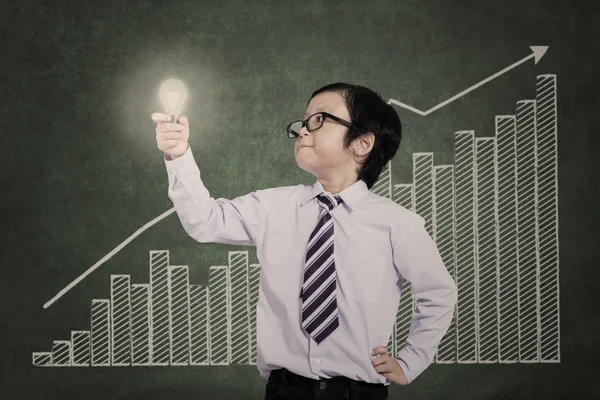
[159,78,188,123]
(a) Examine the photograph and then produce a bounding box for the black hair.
[309,82,402,190]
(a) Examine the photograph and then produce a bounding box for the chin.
[295,158,314,175]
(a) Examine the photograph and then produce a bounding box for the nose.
[299,125,310,137]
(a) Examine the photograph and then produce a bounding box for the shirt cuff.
[163,145,195,170]
[394,347,420,384]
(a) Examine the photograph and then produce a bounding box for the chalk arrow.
[387,46,549,116]
[43,207,177,309]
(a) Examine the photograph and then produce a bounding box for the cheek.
[314,137,345,157]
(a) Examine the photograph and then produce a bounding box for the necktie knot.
[316,193,343,212]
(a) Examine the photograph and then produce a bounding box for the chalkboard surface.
[2,0,599,399]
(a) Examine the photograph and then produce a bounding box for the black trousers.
[264,368,389,400]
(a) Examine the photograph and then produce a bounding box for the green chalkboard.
[2,0,599,398]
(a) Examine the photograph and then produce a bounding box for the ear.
[353,132,375,161]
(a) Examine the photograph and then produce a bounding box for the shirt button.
[314,358,321,365]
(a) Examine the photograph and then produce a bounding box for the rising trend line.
[42,47,547,310]
[387,46,549,116]
[43,207,177,309]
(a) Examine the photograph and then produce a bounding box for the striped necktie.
[300,192,343,344]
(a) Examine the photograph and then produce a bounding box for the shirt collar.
[300,179,370,211]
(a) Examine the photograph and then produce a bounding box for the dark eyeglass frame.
[286,112,353,138]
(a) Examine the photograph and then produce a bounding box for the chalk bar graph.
[33,74,559,367]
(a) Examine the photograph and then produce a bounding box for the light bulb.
[159,78,188,123]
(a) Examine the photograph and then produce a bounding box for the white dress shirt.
[164,146,458,385]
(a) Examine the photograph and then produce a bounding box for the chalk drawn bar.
[372,161,392,200]
[433,166,457,363]
[392,184,415,357]
[475,138,499,363]
[72,330,90,366]
[209,266,229,365]
[230,251,250,365]
[248,264,261,365]
[150,250,170,365]
[170,266,191,365]
[412,154,438,357]
[536,74,560,363]
[52,340,71,366]
[131,284,151,366]
[516,100,540,363]
[111,275,131,366]
[91,299,111,366]
[189,285,209,365]
[454,131,477,363]
[414,153,435,238]
[495,115,519,363]
[32,352,53,367]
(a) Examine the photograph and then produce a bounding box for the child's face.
[294,91,355,178]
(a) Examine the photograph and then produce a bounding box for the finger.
[158,131,186,140]
[171,141,184,150]
[374,363,392,374]
[163,123,183,131]
[372,346,388,355]
[160,139,180,149]
[179,115,188,126]
[371,356,390,367]
[151,112,170,123]
[156,123,183,134]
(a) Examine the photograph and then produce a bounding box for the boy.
[152,82,457,400]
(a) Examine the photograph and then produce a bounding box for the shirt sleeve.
[391,214,458,384]
[163,146,263,247]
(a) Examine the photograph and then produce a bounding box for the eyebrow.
[304,107,325,118]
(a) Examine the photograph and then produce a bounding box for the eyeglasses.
[286,112,353,138]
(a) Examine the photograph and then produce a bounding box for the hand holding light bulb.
[153,78,190,160]
[153,112,190,160]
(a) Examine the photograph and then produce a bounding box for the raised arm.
[163,146,262,246]
[154,112,262,247]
